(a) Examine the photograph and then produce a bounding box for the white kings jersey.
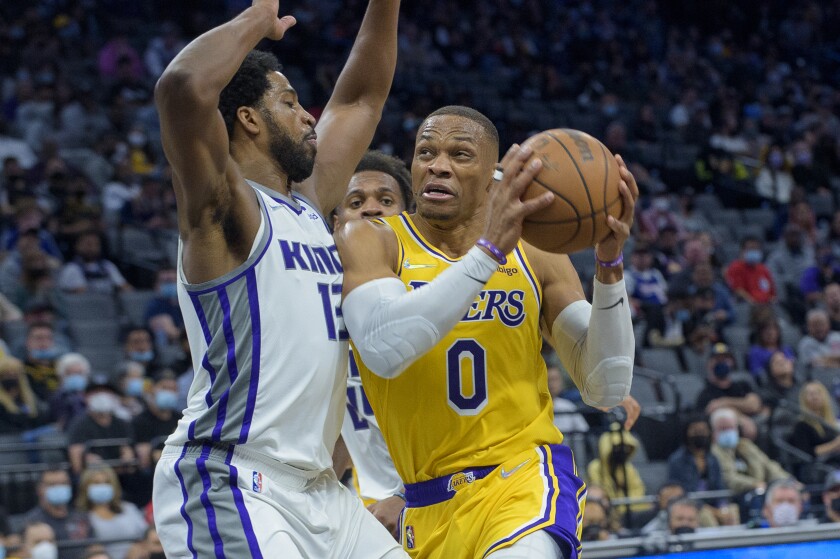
[167,181,348,472]
[341,348,403,502]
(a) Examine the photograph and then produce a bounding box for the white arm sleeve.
[342,246,498,379]
[551,278,635,408]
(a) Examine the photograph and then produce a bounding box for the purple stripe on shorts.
[173,445,197,559]
[481,447,558,558]
[197,444,226,559]
[225,446,263,558]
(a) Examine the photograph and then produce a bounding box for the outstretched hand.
[252,0,297,40]
[480,144,554,257]
[595,155,639,262]
[597,395,641,431]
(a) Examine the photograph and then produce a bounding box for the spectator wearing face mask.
[65,376,135,476]
[119,327,158,371]
[667,498,701,535]
[821,470,840,524]
[76,465,147,559]
[695,343,762,440]
[131,370,181,470]
[21,323,64,402]
[710,407,792,495]
[22,468,90,559]
[586,426,650,514]
[725,237,777,305]
[49,353,92,429]
[755,479,806,529]
[668,417,724,493]
[114,362,147,420]
[143,269,183,351]
[755,144,795,205]
[18,522,58,559]
[640,482,686,534]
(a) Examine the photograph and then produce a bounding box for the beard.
[262,111,316,183]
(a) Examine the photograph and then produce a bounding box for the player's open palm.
[252,0,296,40]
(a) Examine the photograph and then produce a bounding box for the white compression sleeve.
[342,246,498,379]
[551,278,635,408]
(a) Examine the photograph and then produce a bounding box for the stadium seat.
[639,348,683,374]
[673,373,706,411]
[63,292,118,322]
[119,290,157,327]
[78,346,124,374]
[70,320,120,349]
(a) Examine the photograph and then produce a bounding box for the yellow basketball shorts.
[399,444,586,559]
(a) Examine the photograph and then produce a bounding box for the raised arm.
[536,156,639,408]
[295,0,400,215]
[155,2,295,231]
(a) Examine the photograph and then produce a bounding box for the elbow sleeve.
[552,279,635,408]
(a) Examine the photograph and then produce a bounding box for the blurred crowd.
[1,0,840,556]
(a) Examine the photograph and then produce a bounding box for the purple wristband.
[596,253,623,268]
[476,238,507,265]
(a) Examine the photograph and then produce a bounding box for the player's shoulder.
[335,217,396,247]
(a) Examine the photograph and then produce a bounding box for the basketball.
[519,129,623,254]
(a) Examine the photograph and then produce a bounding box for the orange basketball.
[519,129,623,254]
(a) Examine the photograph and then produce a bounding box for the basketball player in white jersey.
[151,1,406,558]
[333,151,413,537]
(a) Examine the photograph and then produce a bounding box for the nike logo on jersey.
[403,259,436,269]
[598,297,624,310]
[500,458,531,479]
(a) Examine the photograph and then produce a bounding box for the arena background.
[0,0,839,557]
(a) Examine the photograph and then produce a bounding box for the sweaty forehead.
[418,115,487,145]
[267,71,293,92]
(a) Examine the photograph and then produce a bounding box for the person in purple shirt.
[747,319,795,381]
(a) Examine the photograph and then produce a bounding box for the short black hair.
[355,150,413,211]
[423,105,499,154]
[219,50,282,138]
[740,235,761,248]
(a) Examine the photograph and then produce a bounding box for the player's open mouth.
[421,182,455,200]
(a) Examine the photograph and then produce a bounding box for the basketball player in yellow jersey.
[336,106,638,559]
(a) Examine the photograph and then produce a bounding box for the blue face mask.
[129,350,154,364]
[155,389,180,411]
[159,282,178,299]
[717,429,739,449]
[45,484,72,506]
[713,362,731,379]
[744,249,763,264]
[87,483,114,504]
[675,309,691,322]
[62,375,88,393]
[125,377,145,397]
[0,542,5,559]
[31,347,60,361]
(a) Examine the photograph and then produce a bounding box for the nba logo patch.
[252,471,263,493]
[405,525,415,550]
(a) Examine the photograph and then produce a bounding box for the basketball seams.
[547,130,597,246]
[527,175,581,246]
[522,195,623,225]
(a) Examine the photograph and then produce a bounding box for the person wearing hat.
[695,343,762,441]
[65,375,135,476]
[822,470,840,523]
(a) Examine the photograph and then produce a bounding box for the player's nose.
[428,155,452,176]
[360,200,383,217]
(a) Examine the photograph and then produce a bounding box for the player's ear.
[237,106,262,136]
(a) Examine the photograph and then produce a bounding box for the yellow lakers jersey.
[352,213,563,484]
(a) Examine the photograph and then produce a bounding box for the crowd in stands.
[1,0,840,556]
